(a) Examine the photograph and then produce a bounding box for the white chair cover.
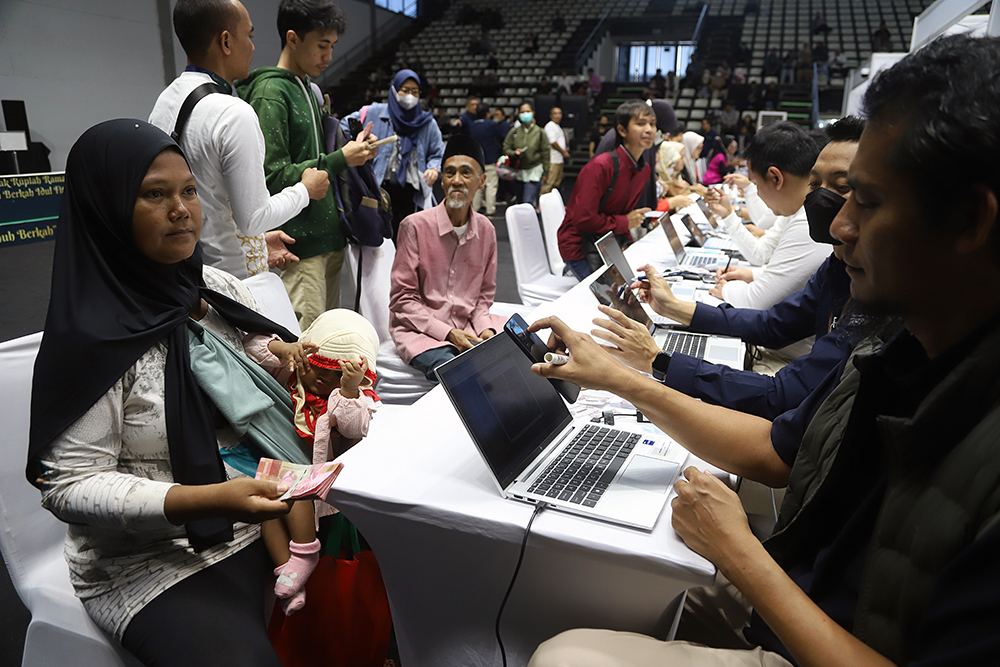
[538,190,566,277]
[242,271,302,337]
[505,204,578,308]
[344,242,435,405]
[0,333,143,667]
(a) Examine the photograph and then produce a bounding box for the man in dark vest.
[528,34,1000,666]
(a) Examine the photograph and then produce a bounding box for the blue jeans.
[410,345,459,383]
[520,180,541,208]
[566,258,592,281]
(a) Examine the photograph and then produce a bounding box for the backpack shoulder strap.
[598,150,620,212]
[171,82,226,143]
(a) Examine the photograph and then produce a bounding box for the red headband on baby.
[308,354,379,399]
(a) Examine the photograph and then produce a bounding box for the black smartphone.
[503,314,580,403]
[348,117,364,139]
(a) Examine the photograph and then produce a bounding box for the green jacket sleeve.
[502,126,516,156]
[247,91,349,195]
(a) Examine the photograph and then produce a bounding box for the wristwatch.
[651,351,672,382]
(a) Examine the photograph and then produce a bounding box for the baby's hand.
[268,340,319,375]
[338,356,367,399]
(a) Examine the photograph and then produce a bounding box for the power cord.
[495,501,548,667]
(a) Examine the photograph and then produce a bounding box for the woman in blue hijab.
[343,69,445,238]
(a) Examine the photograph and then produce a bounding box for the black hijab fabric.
[28,119,295,551]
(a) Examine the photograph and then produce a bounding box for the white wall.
[169,0,407,87]
[588,32,616,80]
[0,0,408,171]
[0,0,168,170]
[169,0,283,78]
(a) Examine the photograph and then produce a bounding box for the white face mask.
[395,91,419,110]
[655,130,664,144]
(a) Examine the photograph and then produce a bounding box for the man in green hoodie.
[238,0,373,329]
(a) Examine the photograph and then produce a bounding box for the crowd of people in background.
[21,0,1000,660]
[349,13,878,222]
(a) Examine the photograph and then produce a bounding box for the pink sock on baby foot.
[274,538,321,601]
[281,588,307,616]
[272,564,306,616]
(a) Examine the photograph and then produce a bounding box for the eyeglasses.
[398,86,420,96]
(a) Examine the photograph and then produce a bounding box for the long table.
[325,227,725,667]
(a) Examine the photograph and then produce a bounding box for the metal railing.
[691,4,709,43]
[314,12,414,89]
[575,8,612,73]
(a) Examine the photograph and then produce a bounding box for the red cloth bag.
[268,551,393,667]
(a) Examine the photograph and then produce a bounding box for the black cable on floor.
[495,501,548,667]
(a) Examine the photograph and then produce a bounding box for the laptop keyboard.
[685,254,717,266]
[660,331,708,357]
[526,425,640,507]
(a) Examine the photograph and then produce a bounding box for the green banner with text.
[0,172,64,248]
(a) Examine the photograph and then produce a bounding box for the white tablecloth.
[325,227,726,667]
[327,396,717,667]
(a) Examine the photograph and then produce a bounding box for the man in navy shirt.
[454,96,508,215]
[591,119,863,453]
[529,35,1000,667]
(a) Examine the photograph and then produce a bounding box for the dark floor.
[0,193,549,666]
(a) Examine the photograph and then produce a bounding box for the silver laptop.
[694,197,719,229]
[685,197,742,252]
[662,216,728,268]
[677,213,743,257]
[595,231,699,304]
[435,333,685,531]
[588,264,746,370]
[679,213,710,247]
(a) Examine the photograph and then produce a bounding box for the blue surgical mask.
[519,112,534,124]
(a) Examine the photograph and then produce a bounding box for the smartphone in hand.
[503,314,580,403]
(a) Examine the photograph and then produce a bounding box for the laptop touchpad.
[617,456,678,494]
[707,343,741,363]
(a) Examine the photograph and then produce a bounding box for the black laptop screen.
[436,334,573,488]
[682,214,708,246]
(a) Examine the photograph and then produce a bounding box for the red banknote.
[255,458,344,501]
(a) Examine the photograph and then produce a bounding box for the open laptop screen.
[589,265,653,331]
[596,231,634,283]
[436,333,573,489]
[681,214,708,246]
[696,198,718,228]
[662,217,686,263]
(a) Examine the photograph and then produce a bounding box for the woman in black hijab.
[28,119,294,666]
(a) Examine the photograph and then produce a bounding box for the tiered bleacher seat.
[391,0,650,119]
[735,0,934,83]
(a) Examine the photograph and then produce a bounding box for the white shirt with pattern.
[38,267,266,640]
[149,72,309,278]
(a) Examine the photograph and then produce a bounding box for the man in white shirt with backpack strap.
[149,0,328,279]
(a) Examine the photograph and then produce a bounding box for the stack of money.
[255,458,344,501]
